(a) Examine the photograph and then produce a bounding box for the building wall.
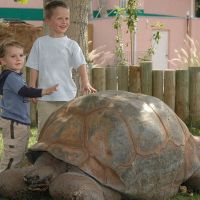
[90,18,116,53]
[90,16,190,67]
[89,0,200,68]
[136,17,189,65]
[0,0,42,8]
[92,0,191,17]
[144,0,191,17]
[1,0,199,68]
[92,0,145,10]
[191,19,200,39]
[0,0,43,26]
[92,0,118,10]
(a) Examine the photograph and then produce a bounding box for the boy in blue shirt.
[0,39,58,172]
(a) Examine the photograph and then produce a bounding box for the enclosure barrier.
[89,62,198,127]
[27,62,200,127]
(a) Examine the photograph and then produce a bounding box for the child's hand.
[42,84,59,96]
[31,98,37,104]
[81,83,96,95]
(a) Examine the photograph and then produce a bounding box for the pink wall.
[90,15,192,67]
[0,0,43,26]
[89,0,200,68]
[92,0,118,10]
[90,18,116,53]
[92,0,144,10]
[144,0,191,17]
[191,19,200,41]
[136,17,188,58]
[0,0,42,8]
[1,0,199,68]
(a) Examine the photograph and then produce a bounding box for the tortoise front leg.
[24,152,67,191]
[49,172,121,200]
[0,166,52,200]
[184,168,200,193]
[0,167,33,199]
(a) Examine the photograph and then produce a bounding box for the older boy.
[26,1,96,136]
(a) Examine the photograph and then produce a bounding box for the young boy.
[0,40,58,172]
[26,0,96,136]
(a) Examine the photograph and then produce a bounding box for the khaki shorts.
[37,101,67,137]
[0,118,30,173]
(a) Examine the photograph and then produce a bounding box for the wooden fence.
[29,61,200,127]
[90,62,200,127]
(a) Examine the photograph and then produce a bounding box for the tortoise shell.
[28,90,191,198]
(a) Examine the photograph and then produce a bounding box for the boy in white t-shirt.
[26,0,96,136]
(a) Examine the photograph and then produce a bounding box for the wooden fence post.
[129,65,141,93]
[106,67,117,90]
[140,61,152,95]
[26,67,37,126]
[152,70,164,100]
[175,69,189,124]
[117,65,129,91]
[189,67,200,127]
[164,69,176,111]
[87,67,93,83]
[92,67,106,91]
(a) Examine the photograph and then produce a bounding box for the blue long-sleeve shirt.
[0,70,42,125]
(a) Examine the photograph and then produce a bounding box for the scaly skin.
[0,152,121,200]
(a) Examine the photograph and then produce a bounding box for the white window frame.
[195,0,200,17]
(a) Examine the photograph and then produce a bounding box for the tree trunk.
[64,0,89,96]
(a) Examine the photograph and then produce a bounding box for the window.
[195,0,200,17]
[119,0,127,8]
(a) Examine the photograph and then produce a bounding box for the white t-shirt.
[26,35,86,101]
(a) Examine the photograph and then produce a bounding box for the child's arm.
[79,64,96,94]
[29,68,38,88]
[18,84,59,98]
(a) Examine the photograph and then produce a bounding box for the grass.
[169,35,200,68]
[172,194,200,200]
[1,127,200,200]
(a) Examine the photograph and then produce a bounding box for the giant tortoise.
[0,90,199,200]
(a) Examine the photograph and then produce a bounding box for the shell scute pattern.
[30,91,189,196]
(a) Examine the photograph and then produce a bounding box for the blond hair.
[45,0,69,19]
[0,39,24,58]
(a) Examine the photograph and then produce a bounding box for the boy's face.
[0,46,25,73]
[45,7,70,37]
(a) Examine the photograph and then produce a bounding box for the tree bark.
[65,0,89,55]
